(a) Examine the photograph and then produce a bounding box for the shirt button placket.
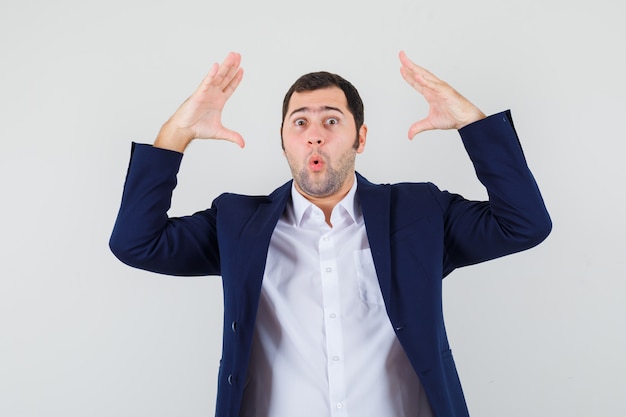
[319,231,347,417]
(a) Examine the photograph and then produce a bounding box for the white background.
[1,0,624,416]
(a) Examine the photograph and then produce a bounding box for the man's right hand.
[154,51,245,152]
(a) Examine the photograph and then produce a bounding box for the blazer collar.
[243,174,392,309]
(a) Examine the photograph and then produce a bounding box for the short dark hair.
[280,71,364,149]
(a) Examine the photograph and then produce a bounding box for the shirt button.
[329,313,337,319]
[336,403,343,409]
[332,356,340,362]
[325,267,332,273]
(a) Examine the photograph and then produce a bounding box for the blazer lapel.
[237,180,292,300]
[235,175,393,318]
[356,173,393,309]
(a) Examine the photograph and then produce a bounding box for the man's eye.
[295,119,306,126]
[326,118,338,125]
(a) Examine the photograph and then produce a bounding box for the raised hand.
[155,52,245,152]
[399,51,486,139]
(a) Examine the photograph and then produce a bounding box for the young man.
[110,51,551,417]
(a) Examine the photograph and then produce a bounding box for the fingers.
[198,52,243,94]
[400,65,425,94]
[198,63,219,91]
[213,52,242,91]
[399,51,440,93]
[224,67,244,97]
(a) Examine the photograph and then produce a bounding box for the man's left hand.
[399,50,486,139]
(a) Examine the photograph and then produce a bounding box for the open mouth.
[308,155,325,171]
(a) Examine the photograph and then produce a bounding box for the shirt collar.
[290,174,361,227]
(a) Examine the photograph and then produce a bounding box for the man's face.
[281,87,367,200]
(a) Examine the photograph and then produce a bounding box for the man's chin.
[296,181,328,198]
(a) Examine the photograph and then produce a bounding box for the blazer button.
[231,321,237,332]
[228,374,234,385]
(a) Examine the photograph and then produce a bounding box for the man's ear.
[356,124,367,153]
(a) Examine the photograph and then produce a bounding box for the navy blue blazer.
[110,111,551,417]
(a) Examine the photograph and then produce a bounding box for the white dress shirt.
[240,177,432,417]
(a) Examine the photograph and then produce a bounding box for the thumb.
[220,128,246,148]
[408,119,433,139]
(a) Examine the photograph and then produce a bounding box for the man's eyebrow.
[288,106,344,118]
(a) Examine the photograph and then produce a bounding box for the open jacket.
[110,111,551,417]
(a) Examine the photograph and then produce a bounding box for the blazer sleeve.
[109,143,221,276]
[436,110,552,273]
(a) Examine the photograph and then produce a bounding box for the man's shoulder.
[356,172,438,193]
[214,179,292,206]
[356,173,450,217]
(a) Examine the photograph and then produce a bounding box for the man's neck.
[294,176,356,227]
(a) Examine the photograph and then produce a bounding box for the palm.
[168,52,245,147]
[399,51,485,138]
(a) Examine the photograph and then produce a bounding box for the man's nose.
[307,126,324,146]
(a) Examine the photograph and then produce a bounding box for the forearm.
[460,111,550,236]
[109,143,220,276]
[441,111,552,268]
